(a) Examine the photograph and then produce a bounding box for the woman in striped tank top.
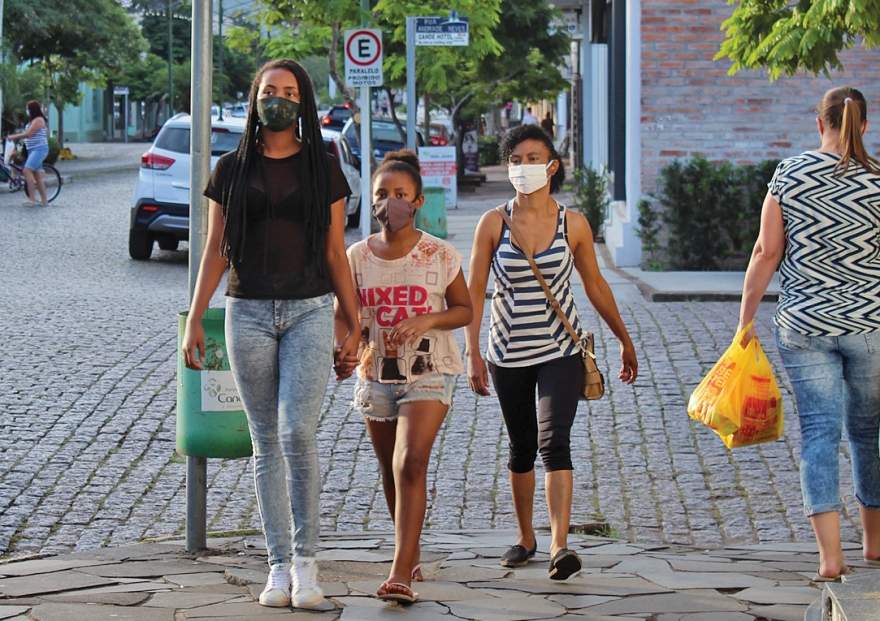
[8,100,50,206]
[465,125,638,580]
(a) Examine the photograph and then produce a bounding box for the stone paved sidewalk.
[6,529,877,620]
[0,168,867,559]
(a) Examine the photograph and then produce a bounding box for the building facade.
[560,0,880,267]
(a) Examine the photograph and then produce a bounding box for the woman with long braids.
[182,60,361,609]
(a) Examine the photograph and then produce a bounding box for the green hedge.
[638,156,779,270]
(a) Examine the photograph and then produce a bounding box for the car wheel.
[129,229,153,260]
[157,237,179,251]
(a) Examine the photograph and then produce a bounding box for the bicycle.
[0,140,63,203]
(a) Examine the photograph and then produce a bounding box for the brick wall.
[640,0,880,197]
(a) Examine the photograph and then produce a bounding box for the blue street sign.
[415,12,469,46]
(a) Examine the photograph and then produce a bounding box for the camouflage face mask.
[256,96,300,132]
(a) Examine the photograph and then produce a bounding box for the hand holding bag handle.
[495,204,605,400]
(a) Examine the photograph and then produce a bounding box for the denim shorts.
[24,145,48,171]
[353,374,457,422]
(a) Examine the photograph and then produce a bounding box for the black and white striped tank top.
[24,123,48,151]
[487,200,582,367]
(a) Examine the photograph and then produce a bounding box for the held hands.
[619,340,638,385]
[389,314,435,346]
[467,352,491,396]
[182,319,206,370]
[334,331,361,381]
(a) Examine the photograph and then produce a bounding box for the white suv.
[130,114,362,260]
[129,113,245,260]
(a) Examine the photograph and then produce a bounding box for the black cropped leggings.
[488,354,583,473]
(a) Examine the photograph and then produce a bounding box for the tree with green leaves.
[716,0,880,78]
[228,1,503,122]
[226,0,363,107]
[4,0,146,146]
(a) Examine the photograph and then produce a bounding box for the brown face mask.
[372,197,416,232]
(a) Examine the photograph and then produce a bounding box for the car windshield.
[329,108,351,121]
[155,126,242,156]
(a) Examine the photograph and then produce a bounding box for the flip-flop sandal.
[376,581,418,604]
[811,566,852,582]
[412,564,424,582]
[862,558,880,567]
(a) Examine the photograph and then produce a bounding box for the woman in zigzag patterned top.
[738,86,880,582]
[466,125,638,581]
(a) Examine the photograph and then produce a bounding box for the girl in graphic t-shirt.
[335,150,472,603]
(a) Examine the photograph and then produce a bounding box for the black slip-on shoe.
[500,542,538,568]
[549,548,582,581]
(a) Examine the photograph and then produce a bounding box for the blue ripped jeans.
[225,295,334,566]
[776,325,880,517]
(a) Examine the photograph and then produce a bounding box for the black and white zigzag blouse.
[487,200,582,367]
[770,151,880,336]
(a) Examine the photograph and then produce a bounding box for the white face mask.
[508,161,553,195]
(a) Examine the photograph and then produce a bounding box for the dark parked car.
[341,118,424,163]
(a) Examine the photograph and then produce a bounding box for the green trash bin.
[177,308,252,458]
[416,186,448,238]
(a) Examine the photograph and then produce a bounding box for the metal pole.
[168,0,175,117]
[358,0,372,239]
[124,93,129,144]
[186,0,213,554]
[217,0,224,120]
[405,16,416,151]
[358,88,371,238]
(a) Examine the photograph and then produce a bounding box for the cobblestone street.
[0,170,863,559]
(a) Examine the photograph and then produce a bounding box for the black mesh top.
[204,150,351,299]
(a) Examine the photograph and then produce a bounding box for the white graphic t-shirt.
[348,232,464,383]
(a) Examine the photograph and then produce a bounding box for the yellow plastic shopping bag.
[687,323,784,449]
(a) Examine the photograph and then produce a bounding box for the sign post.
[405,17,416,151]
[186,0,212,554]
[344,28,383,240]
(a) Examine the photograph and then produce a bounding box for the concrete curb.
[57,163,140,183]
[597,245,778,303]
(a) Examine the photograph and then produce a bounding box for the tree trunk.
[328,22,354,107]
[55,99,65,148]
[385,87,407,144]
[450,92,474,183]
[105,81,114,140]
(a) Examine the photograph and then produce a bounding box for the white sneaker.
[290,557,324,609]
[258,563,291,607]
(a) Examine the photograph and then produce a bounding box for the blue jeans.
[225,295,334,565]
[776,325,880,516]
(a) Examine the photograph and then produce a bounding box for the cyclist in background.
[8,100,49,206]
